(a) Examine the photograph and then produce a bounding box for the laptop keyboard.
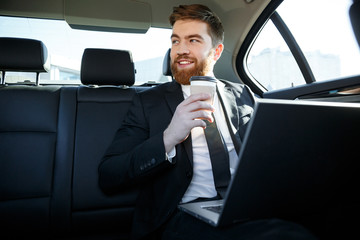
[202,205,223,214]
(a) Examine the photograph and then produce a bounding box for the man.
[99,4,317,240]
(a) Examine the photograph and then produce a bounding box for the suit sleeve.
[98,91,173,195]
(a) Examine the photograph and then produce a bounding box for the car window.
[0,16,172,85]
[246,0,360,91]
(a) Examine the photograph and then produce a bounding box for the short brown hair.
[169,4,224,47]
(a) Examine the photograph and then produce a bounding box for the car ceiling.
[0,0,271,81]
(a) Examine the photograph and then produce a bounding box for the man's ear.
[214,43,224,61]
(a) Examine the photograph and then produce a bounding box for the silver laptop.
[178,98,360,227]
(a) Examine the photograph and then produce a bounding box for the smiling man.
[169,18,222,85]
[99,4,317,240]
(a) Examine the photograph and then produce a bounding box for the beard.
[171,53,214,85]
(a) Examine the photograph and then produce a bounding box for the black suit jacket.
[99,80,255,239]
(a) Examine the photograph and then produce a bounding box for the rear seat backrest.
[70,48,139,237]
[0,38,75,235]
[0,86,61,231]
[0,41,152,238]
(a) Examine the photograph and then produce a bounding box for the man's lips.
[176,58,195,68]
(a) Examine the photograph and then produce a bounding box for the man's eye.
[172,40,179,45]
[190,39,199,43]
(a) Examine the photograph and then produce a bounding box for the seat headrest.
[350,0,360,48]
[81,48,135,86]
[0,37,50,73]
[162,48,172,77]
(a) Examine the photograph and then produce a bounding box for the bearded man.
[99,4,317,240]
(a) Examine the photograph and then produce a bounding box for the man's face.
[170,20,222,85]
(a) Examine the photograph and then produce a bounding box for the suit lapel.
[217,82,240,134]
[217,82,242,153]
[164,81,183,114]
[164,82,193,165]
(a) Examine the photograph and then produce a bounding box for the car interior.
[1,0,360,239]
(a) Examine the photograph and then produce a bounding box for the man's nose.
[176,43,190,55]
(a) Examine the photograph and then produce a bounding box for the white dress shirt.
[178,82,239,203]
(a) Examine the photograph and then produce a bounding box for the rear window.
[0,16,172,85]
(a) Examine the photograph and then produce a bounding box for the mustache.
[173,55,196,62]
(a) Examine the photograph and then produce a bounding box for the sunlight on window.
[0,16,172,84]
[246,0,360,91]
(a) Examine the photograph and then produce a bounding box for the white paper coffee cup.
[190,76,217,105]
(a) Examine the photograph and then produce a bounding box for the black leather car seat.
[0,37,69,236]
[70,48,138,238]
[162,48,172,78]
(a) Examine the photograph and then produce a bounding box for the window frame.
[236,0,283,96]
[236,0,360,100]
[270,11,315,84]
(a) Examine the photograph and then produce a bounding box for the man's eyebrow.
[171,33,179,39]
[170,33,204,40]
[186,34,204,40]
